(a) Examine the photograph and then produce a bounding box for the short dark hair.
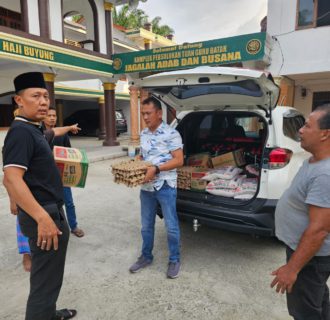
[48,106,56,111]
[142,96,162,110]
[16,89,25,96]
[314,104,330,129]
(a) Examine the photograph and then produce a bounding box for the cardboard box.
[211,149,246,168]
[190,169,209,192]
[190,179,207,191]
[54,146,89,188]
[187,153,212,168]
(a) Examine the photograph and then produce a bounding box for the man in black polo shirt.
[2,72,76,320]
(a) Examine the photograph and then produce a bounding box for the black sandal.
[55,309,77,320]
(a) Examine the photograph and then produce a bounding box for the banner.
[112,32,266,74]
[0,33,113,76]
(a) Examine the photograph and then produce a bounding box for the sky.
[137,0,268,44]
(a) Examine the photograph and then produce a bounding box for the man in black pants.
[2,72,76,320]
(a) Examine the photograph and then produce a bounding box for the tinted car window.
[236,116,264,138]
[170,80,262,100]
[198,114,212,138]
[116,111,124,119]
[283,111,305,141]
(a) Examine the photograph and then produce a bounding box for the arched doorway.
[62,0,99,52]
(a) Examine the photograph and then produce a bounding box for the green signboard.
[0,33,113,76]
[112,32,266,74]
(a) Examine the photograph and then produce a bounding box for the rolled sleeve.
[167,130,183,152]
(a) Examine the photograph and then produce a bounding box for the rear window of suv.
[170,80,262,99]
[283,110,305,141]
[177,112,265,156]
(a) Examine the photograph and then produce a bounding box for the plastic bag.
[207,175,246,190]
[234,193,255,200]
[201,166,233,181]
[220,166,243,180]
[206,188,236,197]
[235,178,258,195]
[245,164,259,176]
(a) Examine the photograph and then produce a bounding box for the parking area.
[0,158,290,320]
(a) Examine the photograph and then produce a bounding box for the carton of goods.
[53,146,89,188]
[187,153,212,168]
[211,149,246,168]
[177,166,194,190]
[111,159,153,187]
[190,169,210,192]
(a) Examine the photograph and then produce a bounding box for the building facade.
[0,0,177,146]
[267,0,330,116]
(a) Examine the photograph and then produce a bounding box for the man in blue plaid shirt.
[129,96,184,279]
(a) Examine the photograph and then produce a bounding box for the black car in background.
[63,109,127,136]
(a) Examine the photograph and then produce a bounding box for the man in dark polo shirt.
[2,72,76,320]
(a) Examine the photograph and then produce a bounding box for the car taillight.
[269,148,292,169]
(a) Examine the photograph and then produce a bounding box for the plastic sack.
[245,164,259,177]
[206,188,236,197]
[235,178,258,195]
[220,166,242,180]
[241,178,258,189]
[201,166,233,181]
[207,175,246,190]
[234,193,255,200]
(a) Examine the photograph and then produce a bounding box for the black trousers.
[18,203,70,320]
[286,246,330,320]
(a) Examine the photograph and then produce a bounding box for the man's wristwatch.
[154,165,160,174]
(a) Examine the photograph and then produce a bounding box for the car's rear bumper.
[177,198,277,236]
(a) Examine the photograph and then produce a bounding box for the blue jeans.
[140,183,180,263]
[63,187,77,231]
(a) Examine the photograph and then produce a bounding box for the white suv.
[135,66,309,236]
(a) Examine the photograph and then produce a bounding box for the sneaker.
[129,256,152,273]
[167,261,180,279]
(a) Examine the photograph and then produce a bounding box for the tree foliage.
[151,16,174,36]
[113,5,174,36]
